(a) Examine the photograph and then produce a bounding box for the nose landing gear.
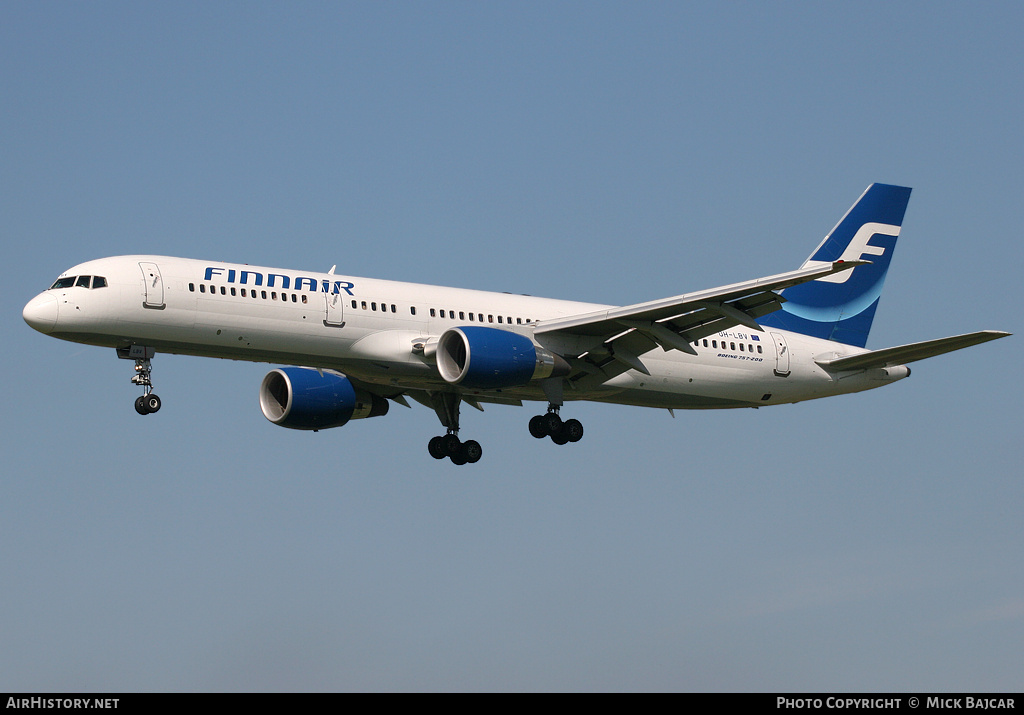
[134,392,162,415]
[118,346,161,415]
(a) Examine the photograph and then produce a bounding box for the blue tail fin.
[759,183,912,348]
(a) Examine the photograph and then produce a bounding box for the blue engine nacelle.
[435,326,570,390]
[259,367,389,430]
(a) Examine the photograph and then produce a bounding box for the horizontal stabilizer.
[816,330,1010,372]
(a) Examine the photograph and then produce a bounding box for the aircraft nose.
[23,293,58,334]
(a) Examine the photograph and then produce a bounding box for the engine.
[259,367,389,430]
[435,326,570,389]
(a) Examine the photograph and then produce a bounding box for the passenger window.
[222,287,227,295]
[440,309,446,318]
[200,284,206,293]
[410,306,416,315]
[703,339,708,347]
[361,301,367,309]
[430,308,436,317]
[469,313,474,321]
[740,344,744,352]
[372,302,377,311]
[261,290,267,299]
[459,311,465,320]
[731,342,736,350]
[757,345,763,354]
[241,289,247,297]
[301,295,307,304]
[189,283,195,292]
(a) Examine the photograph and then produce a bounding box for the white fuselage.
[23,255,908,411]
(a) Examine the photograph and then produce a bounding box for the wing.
[533,260,863,380]
[814,331,1010,372]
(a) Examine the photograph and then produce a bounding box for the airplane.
[23,183,1009,465]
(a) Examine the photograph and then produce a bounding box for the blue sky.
[2,2,1021,691]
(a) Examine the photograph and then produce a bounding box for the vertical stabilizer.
[760,183,912,348]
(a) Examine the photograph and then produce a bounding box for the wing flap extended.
[402,388,524,409]
[815,331,1010,372]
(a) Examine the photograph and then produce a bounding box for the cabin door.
[139,262,165,309]
[771,332,791,377]
[324,286,345,327]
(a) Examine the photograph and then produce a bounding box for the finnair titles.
[201,266,355,296]
[23,184,1009,465]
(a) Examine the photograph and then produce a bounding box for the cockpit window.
[49,275,108,289]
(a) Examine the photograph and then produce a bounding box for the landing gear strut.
[427,392,482,465]
[529,404,583,445]
[118,346,161,415]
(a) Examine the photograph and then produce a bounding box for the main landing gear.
[428,432,483,465]
[529,404,584,445]
[118,346,162,415]
[426,394,585,464]
[427,392,483,465]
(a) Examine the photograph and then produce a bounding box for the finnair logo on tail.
[805,222,901,284]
